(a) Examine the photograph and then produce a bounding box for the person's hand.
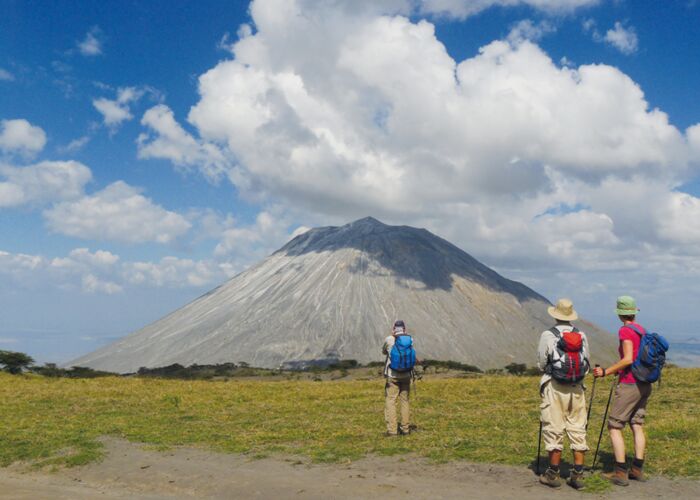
[593,366,605,378]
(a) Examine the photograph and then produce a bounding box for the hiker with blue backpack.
[593,296,669,486]
[382,320,418,436]
[537,298,591,490]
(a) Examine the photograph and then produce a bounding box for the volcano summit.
[72,217,617,372]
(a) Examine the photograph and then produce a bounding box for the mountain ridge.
[70,217,618,372]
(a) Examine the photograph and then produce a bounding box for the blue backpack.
[627,324,670,383]
[389,334,416,372]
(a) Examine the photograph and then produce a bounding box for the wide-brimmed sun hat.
[615,295,639,316]
[548,298,578,321]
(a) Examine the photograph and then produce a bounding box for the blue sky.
[1,0,699,365]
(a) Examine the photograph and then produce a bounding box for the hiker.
[593,296,652,486]
[382,320,417,436]
[537,298,591,490]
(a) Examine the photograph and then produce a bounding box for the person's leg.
[631,424,646,459]
[384,379,399,435]
[548,450,562,467]
[628,383,651,481]
[565,385,588,489]
[609,428,626,462]
[605,383,641,486]
[398,378,410,434]
[540,382,564,487]
[628,424,647,481]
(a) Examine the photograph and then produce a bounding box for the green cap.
[616,295,639,316]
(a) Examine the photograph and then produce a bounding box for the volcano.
[71,217,618,372]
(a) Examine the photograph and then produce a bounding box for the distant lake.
[667,342,700,368]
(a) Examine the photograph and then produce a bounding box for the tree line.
[0,349,541,379]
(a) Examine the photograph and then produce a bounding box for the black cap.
[393,320,405,328]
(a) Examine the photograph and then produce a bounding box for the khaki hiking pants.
[540,380,589,452]
[385,377,410,435]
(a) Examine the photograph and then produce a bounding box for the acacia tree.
[504,362,527,376]
[0,350,34,374]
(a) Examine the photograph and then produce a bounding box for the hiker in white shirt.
[537,298,590,490]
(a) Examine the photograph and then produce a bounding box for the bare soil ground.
[1,438,699,499]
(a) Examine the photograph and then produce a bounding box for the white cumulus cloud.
[179,2,691,213]
[81,273,122,294]
[418,0,600,19]
[0,160,92,208]
[123,256,231,288]
[213,210,307,264]
[0,247,227,294]
[137,104,229,182]
[507,19,556,44]
[0,119,47,156]
[93,86,145,128]
[44,181,192,244]
[604,21,638,55]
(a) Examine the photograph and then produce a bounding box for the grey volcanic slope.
[71,217,618,373]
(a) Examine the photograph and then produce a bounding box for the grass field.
[1,368,699,478]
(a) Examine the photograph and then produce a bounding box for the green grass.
[1,368,699,478]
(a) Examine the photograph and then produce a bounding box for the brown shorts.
[608,381,652,429]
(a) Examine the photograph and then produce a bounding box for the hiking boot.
[539,468,562,488]
[384,431,398,437]
[603,466,629,486]
[567,470,585,490]
[398,427,411,436]
[629,465,647,482]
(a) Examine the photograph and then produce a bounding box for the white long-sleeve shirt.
[537,324,590,390]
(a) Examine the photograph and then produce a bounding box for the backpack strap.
[549,326,579,337]
[625,324,645,337]
[621,324,644,377]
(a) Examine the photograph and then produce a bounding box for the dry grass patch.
[1,368,698,477]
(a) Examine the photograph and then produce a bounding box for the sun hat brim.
[548,305,578,321]
[615,307,639,316]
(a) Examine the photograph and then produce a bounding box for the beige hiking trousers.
[385,377,410,434]
[540,380,589,452]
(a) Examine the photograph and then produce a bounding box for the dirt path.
[1,438,698,499]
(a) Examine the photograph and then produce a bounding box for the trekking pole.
[586,365,599,430]
[592,378,615,470]
[536,421,543,475]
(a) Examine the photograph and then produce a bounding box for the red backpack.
[547,327,589,383]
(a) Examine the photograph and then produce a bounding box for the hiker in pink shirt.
[593,296,652,486]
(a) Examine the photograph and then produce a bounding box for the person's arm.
[382,334,393,356]
[582,334,591,374]
[536,331,551,372]
[593,340,633,377]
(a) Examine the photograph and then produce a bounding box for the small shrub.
[421,359,482,373]
[524,366,541,376]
